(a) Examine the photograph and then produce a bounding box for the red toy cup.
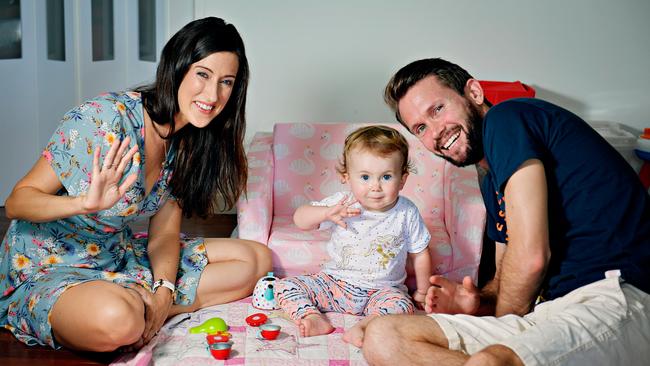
[209,342,233,360]
[259,324,281,340]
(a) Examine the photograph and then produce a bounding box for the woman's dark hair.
[136,17,249,218]
[384,58,490,125]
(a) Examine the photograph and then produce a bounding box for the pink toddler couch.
[236,122,486,289]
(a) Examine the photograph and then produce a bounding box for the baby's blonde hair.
[337,125,412,176]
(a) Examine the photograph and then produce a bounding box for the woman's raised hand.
[82,136,139,213]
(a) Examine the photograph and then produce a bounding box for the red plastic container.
[479,80,535,105]
[209,342,233,360]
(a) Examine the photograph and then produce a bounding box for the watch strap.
[152,279,175,294]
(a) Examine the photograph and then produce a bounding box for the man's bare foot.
[299,313,335,337]
[342,315,376,348]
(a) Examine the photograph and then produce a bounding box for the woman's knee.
[52,284,145,352]
[84,288,145,351]
[101,288,145,346]
[249,240,273,275]
[240,240,273,281]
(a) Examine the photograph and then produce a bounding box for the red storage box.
[479,80,535,104]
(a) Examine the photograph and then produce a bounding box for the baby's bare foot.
[299,313,334,337]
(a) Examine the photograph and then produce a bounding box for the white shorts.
[428,273,650,366]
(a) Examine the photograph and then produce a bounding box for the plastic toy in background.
[245,313,268,327]
[257,324,281,340]
[189,317,228,334]
[636,128,650,190]
[252,272,280,310]
[479,80,536,104]
[589,121,641,172]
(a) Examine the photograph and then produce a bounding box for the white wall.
[199,0,650,142]
[167,0,194,40]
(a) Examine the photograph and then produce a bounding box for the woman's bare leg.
[50,280,145,352]
[49,239,270,351]
[170,238,272,315]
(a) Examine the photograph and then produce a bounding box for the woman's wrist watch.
[152,279,175,294]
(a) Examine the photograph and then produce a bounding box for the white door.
[0,0,40,205]
[0,0,177,204]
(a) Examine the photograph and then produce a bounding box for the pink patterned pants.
[274,272,414,320]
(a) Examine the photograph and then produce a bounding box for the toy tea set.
[189,272,282,360]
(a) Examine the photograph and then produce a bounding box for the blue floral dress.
[0,92,208,348]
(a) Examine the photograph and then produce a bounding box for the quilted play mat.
[111,297,370,365]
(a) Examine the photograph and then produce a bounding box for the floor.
[0,207,237,366]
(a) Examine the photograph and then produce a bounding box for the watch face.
[152,279,163,292]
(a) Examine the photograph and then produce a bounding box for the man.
[342,58,650,365]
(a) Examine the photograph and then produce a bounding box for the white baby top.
[312,191,431,289]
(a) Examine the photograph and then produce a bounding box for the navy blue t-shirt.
[481,98,650,300]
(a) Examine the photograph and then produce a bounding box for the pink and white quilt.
[111,297,370,366]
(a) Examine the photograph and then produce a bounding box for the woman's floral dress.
[0,92,208,348]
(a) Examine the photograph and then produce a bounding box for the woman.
[0,17,271,352]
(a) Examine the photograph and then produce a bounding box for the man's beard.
[437,101,484,167]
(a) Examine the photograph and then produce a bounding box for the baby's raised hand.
[327,195,361,228]
[82,136,139,213]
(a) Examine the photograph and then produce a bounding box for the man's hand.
[425,275,480,315]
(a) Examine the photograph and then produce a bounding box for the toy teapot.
[252,272,279,310]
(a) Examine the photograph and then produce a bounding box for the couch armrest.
[443,162,486,284]
[237,132,274,244]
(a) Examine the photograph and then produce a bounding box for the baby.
[274,125,431,337]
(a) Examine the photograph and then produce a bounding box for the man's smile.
[441,131,461,150]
